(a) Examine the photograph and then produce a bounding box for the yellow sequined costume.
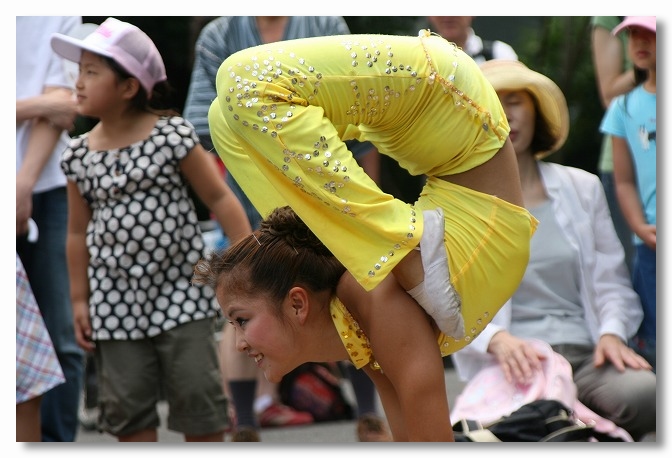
[209,31,537,361]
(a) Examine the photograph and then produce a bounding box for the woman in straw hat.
[202,30,538,441]
[452,60,656,441]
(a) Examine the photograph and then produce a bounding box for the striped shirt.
[183,16,350,137]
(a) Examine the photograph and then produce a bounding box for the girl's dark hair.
[193,206,346,316]
[104,56,179,117]
[620,68,648,118]
[634,67,648,85]
[621,27,651,117]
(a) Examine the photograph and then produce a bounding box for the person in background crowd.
[453,59,656,441]
[52,17,251,442]
[426,16,518,64]
[591,16,640,271]
[16,15,85,442]
[16,254,66,442]
[600,16,656,372]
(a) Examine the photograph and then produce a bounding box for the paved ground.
[75,366,467,443]
[72,365,658,445]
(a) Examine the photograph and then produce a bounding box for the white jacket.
[452,161,643,381]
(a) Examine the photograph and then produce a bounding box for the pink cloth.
[450,338,633,441]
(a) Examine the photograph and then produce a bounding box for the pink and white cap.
[51,17,167,96]
[612,16,656,35]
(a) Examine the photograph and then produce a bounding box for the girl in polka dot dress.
[52,18,251,441]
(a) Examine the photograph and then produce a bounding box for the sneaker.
[78,404,99,432]
[257,403,314,428]
[231,427,261,442]
[78,388,98,431]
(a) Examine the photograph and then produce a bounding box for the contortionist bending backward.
[208,31,537,364]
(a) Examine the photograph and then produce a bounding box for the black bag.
[453,400,625,442]
[279,362,354,422]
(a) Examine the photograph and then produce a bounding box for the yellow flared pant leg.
[415,178,537,354]
[207,34,512,292]
[209,98,421,292]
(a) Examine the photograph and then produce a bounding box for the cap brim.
[59,24,100,85]
[51,32,113,63]
[612,17,656,35]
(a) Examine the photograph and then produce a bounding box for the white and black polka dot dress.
[61,117,218,340]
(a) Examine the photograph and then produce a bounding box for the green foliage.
[515,17,603,173]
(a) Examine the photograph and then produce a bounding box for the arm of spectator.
[65,180,95,352]
[16,87,76,129]
[486,331,544,385]
[180,143,252,244]
[16,88,75,235]
[612,136,655,250]
[579,171,643,341]
[451,300,511,380]
[591,25,635,108]
[594,333,652,372]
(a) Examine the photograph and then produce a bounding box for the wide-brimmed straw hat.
[480,60,569,159]
[613,16,656,35]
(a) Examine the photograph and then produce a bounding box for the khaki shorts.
[94,318,228,437]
